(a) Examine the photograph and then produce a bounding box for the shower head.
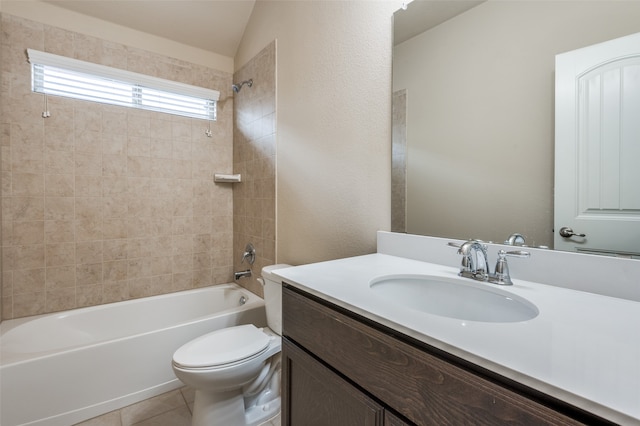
[232,79,253,93]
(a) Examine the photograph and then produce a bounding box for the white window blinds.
[27,49,219,120]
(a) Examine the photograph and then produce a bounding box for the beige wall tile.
[46,265,76,289]
[74,129,102,155]
[103,280,128,303]
[102,133,126,155]
[128,277,152,299]
[75,219,103,241]
[46,242,75,266]
[75,175,103,196]
[13,291,45,317]
[45,174,74,197]
[46,287,75,312]
[76,263,103,286]
[13,220,44,245]
[44,149,75,173]
[76,241,103,265]
[75,152,102,175]
[44,220,75,243]
[12,268,45,294]
[103,239,127,262]
[76,284,103,308]
[103,260,127,282]
[14,244,45,270]
[44,197,73,221]
[12,172,44,196]
[10,146,43,175]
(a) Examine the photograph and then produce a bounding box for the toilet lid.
[173,324,270,368]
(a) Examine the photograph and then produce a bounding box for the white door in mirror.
[555,32,640,257]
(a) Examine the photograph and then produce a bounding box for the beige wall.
[394,1,640,248]
[233,41,276,296]
[237,1,397,266]
[1,14,234,319]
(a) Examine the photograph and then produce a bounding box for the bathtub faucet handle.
[241,243,256,265]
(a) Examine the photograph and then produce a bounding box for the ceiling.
[40,0,484,58]
[393,0,485,46]
[42,0,256,57]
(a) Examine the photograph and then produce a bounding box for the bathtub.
[0,283,266,426]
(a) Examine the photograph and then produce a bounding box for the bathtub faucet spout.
[234,269,252,280]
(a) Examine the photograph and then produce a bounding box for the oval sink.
[369,275,538,323]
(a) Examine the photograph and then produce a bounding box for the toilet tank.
[260,264,291,335]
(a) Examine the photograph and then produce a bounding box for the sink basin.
[369,275,538,323]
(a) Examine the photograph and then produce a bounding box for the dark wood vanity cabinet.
[282,284,600,426]
[283,338,407,425]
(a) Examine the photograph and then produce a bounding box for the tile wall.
[1,14,235,319]
[232,41,277,296]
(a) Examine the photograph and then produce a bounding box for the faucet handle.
[448,241,473,270]
[503,250,531,258]
[241,243,256,265]
[489,250,530,286]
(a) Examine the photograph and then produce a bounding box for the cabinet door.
[282,338,384,426]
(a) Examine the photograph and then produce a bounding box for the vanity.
[275,232,640,425]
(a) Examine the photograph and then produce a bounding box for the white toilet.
[172,264,290,426]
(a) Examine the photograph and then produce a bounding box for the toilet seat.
[173,324,271,369]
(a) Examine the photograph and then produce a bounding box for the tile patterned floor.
[74,387,280,426]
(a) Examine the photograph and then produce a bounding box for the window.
[27,49,219,120]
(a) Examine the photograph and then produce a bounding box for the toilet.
[172,264,290,426]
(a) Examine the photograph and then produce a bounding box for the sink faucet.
[457,240,490,281]
[449,240,530,285]
[504,233,526,246]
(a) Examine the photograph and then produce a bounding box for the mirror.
[392,0,640,251]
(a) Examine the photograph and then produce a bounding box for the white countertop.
[274,253,640,425]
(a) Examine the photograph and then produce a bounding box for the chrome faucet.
[449,240,530,285]
[456,240,490,281]
[504,233,526,246]
[234,269,252,280]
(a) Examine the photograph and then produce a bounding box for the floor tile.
[75,411,122,426]
[130,406,191,426]
[73,387,280,426]
[121,390,186,426]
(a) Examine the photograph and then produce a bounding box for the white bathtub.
[0,284,266,426]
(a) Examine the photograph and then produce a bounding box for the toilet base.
[192,389,245,426]
[190,391,281,426]
[245,397,281,426]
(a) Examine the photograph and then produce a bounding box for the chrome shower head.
[232,79,253,93]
